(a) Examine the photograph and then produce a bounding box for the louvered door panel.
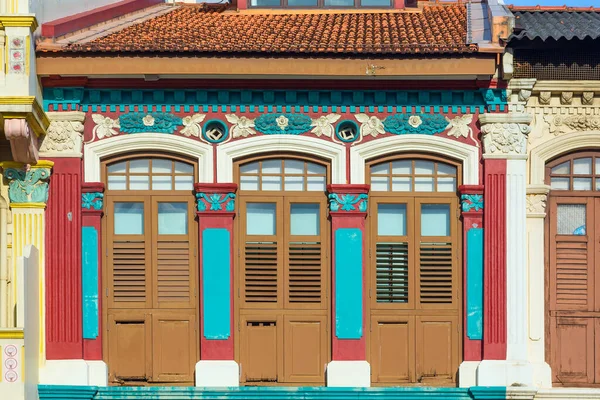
[554,239,590,309]
[111,240,148,306]
[288,242,322,305]
[156,239,193,308]
[244,241,279,305]
[418,242,454,306]
[376,242,409,303]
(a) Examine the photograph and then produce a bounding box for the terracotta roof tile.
[42,3,476,55]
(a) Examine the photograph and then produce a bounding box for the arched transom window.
[106,157,195,191]
[548,154,600,191]
[239,159,327,192]
[370,159,458,193]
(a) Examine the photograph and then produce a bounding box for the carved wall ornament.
[196,192,236,212]
[526,193,547,214]
[81,192,104,210]
[254,114,312,135]
[328,193,368,212]
[2,165,52,204]
[4,119,39,164]
[355,114,386,139]
[8,36,25,74]
[560,92,573,105]
[39,118,84,154]
[225,114,256,138]
[539,91,551,105]
[180,114,206,137]
[582,92,595,106]
[445,114,478,146]
[120,113,183,134]
[461,194,483,212]
[383,113,449,136]
[310,114,341,137]
[518,89,532,102]
[481,121,531,155]
[544,114,600,135]
[91,114,120,140]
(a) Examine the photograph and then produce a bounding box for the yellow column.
[1,160,53,363]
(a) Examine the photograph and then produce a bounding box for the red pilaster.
[45,158,83,360]
[459,185,484,362]
[82,182,105,360]
[195,183,237,361]
[483,160,507,360]
[327,184,369,361]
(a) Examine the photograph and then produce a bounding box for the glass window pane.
[371,176,389,191]
[596,178,600,191]
[114,202,144,235]
[371,163,389,175]
[285,176,304,191]
[391,160,411,174]
[247,203,276,235]
[415,177,434,192]
[557,204,586,235]
[421,204,450,236]
[152,159,172,173]
[108,175,126,190]
[596,158,600,176]
[129,159,149,173]
[415,160,435,175]
[251,0,280,5]
[378,204,407,236]
[152,175,172,190]
[361,0,390,5]
[288,0,318,5]
[573,158,592,175]
[290,204,320,235]
[107,161,126,174]
[262,175,282,191]
[551,161,570,175]
[285,160,304,174]
[573,178,592,191]
[437,163,456,176]
[175,175,194,191]
[437,177,456,192]
[174,161,193,174]
[307,162,326,175]
[391,177,411,191]
[240,162,259,174]
[307,176,326,191]
[240,175,259,191]
[262,160,282,174]
[324,0,353,5]
[551,177,570,190]
[158,202,188,235]
[129,175,149,190]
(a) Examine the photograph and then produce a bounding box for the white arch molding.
[83,134,214,183]
[530,131,600,185]
[216,135,346,184]
[350,135,480,185]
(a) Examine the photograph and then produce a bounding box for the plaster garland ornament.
[180,114,206,137]
[120,113,183,134]
[355,114,385,141]
[225,114,256,138]
[39,118,84,154]
[544,114,600,135]
[91,114,120,140]
[560,91,573,105]
[254,114,312,135]
[383,114,449,136]
[460,194,483,212]
[310,114,341,137]
[196,192,236,212]
[481,122,531,155]
[2,165,52,204]
[445,115,478,146]
[582,92,595,106]
[526,193,547,214]
[538,91,551,105]
[328,193,368,212]
[81,192,104,210]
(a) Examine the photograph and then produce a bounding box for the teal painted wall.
[334,228,363,340]
[82,226,99,340]
[466,228,484,340]
[202,228,231,339]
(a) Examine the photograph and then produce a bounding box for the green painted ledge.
[38,385,507,400]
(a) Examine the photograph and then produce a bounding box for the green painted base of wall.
[38,385,507,400]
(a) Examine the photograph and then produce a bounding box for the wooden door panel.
[283,315,326,383]
[415,316,458,384]
[370,316,414,383]
[551,317,594,384]
[241,315,281,383]
[107,311,151,384]
[151,310,196,383]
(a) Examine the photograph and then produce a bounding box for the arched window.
[235,155,329,386]
[367,154,461,386]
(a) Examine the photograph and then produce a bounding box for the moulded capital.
[40,111,86,158]
[194,183,238,214]
[526,184,551,218]
[82,182,105,213]
[0,160,53,205]
[480,113,533,158]
[326,184,369,214]
[459,185,484,214]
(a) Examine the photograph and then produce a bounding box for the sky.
[506,0,598,5]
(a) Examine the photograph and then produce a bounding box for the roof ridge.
[508,5,600,13]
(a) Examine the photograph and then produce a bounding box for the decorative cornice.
[0,96,50,137]
[0,16,38,32]
[480,113,532,158]
[0,160,54,205]
[40,111,86,157]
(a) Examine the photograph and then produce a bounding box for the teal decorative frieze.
[119,113,183,134]
[328,193,368,212]
[3,166,52,204]
[254,114,312,135]
[383,113,450,135]
[82,192,104,210]
[196,192,236,212]
[461,194,484,212]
